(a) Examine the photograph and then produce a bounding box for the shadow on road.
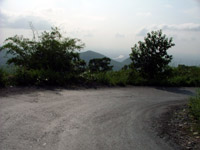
[155,87,195,96]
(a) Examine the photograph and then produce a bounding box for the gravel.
[0,86,196,150]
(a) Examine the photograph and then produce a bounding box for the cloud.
[113,55,125,60]
[115,33,125,38]
[83,33,94,38]
[158,23,200,31]
[164,23,200,31]
[75,14,106,22]
[0,9,52,30]
[136,28,148,36]
[195,0,200,5]
[164,4,173,8]
[136,12,152,17]
[137,23,200,36]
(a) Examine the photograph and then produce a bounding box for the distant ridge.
[0,50,10,67]
[0,50,129,70]
[80,50,125,71]
[121,58,131,66]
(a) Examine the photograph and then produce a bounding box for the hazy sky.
[0,0,200,61]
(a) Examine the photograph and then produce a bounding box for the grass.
[189,89,200,121]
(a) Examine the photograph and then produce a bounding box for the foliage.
[106,70,130,86]
[169,65,200,86]
[1,64,200,87]
[12,67,85,86]
[0,68,6,87]
[96,70,129,86]
[0,27,199,87]
[128,69,146,85]
[130,30,175,80]
[82,69,131,86]
[88,57,113,73]
[0,27,86,85]
[189,89,200,121]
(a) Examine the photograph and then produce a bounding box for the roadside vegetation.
[0,68,6,87]
[0,28,200,87]
[189,89,200,122]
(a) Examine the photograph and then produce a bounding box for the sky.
[0,0,200,63]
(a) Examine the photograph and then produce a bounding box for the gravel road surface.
[0,87,195,150]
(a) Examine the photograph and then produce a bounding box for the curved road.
[0,87,195,150]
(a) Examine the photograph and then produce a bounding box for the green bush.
[128,69,146,85]
[189,89,200,121]
[95,72,111,85]
[13,68,83,86]
[169,65,200,86]
[0,68,6,87]
[106,70,130,86]
[81,70,131,86]
[0,27,86,86]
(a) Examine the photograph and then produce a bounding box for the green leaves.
[0,27,87,85]
[189,89,200,121]
[130,29,175,80]
[89,57,113,73]
[0,27,85,72]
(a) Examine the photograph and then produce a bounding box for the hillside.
[0,50,126,71]
[0,51,9,67]
[122,58,131,66]
[80,50,125,71]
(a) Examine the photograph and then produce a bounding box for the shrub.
[189,89,200,121]
[0,68,5,87]
[82,70,130,86]
[89,57,113,73]
[106,70,130,86]
[0,27,86,86]
[169,65,200,86]
[13,68,83,86]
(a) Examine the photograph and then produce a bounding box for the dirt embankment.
[154,104,200,150]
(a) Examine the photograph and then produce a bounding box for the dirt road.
[0,87,195,150]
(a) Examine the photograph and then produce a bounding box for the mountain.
[80,50,105,63]
[80,50,125,71]
[112,55,127,62]
[0,50,9,67]
[122,58,131,66]
[0,50,125,70]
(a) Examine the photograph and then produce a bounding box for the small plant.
[189,89,200,121]
[0,68,5,87]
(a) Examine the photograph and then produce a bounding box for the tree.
[0,27,86,73]
[130,30,175,79]
[89,57,113,73]
[0,27,86,85]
